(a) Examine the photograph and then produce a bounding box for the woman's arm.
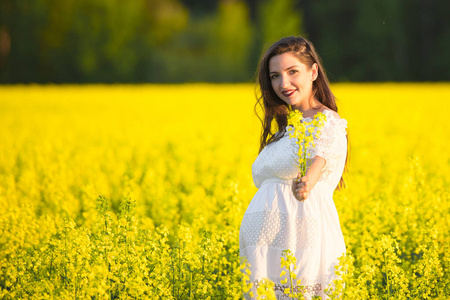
[291,156,326,201]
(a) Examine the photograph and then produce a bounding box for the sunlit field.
[0,83,449,299]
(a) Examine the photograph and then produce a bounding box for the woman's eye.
[289,70,298,75]
[270,74,278,79]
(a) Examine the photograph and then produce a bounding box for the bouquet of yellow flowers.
[287,109,327,177]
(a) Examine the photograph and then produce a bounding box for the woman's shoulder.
[319,108,347,134]
[319,107,342,120]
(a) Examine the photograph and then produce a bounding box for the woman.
[239,36,348,299]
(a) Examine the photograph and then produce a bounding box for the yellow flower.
[287,110,303,126]
[287,109,327,177]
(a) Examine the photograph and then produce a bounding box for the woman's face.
[268,52,318,110]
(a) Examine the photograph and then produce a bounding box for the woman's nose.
[281,75,290,88]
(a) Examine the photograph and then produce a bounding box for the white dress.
[239,109,347,299]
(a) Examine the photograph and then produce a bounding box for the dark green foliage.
[0,0,449,83]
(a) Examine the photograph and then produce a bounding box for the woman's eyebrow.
[269,65,299,74]
[285,65,300,71]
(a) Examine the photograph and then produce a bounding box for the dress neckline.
[281,109,343,135]
[301,109,332,121]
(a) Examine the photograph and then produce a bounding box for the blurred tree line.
[0,0,449,83]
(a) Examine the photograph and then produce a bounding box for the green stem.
[385,252,390,300]
[64,225,68,288]
[289,266,294,300]
[189,271,193,300]
[303,143,307,177]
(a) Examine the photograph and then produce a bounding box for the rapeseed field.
[0,83,449,299]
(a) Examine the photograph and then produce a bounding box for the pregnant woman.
[239,36,348,299]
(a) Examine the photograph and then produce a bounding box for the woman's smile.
[281,89,297,97]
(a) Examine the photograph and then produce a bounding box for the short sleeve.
[253,175,262,189]
[312,111,348,179]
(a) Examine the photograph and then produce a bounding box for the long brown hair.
[255,36,348,189]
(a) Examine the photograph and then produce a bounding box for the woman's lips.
[282,89,296,97]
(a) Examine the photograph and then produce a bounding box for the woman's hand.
[291,157,325,202]
[292,174,310,202]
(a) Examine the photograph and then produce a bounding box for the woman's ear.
[312,63,318,81]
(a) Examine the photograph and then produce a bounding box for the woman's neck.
[292,98,323,117]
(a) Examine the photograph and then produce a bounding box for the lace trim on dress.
[312,110,347,181]
[245,280,322,300]
[239,211,320,250]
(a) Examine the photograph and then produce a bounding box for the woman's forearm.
[292,156,326,201]
[305,156,326,189]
